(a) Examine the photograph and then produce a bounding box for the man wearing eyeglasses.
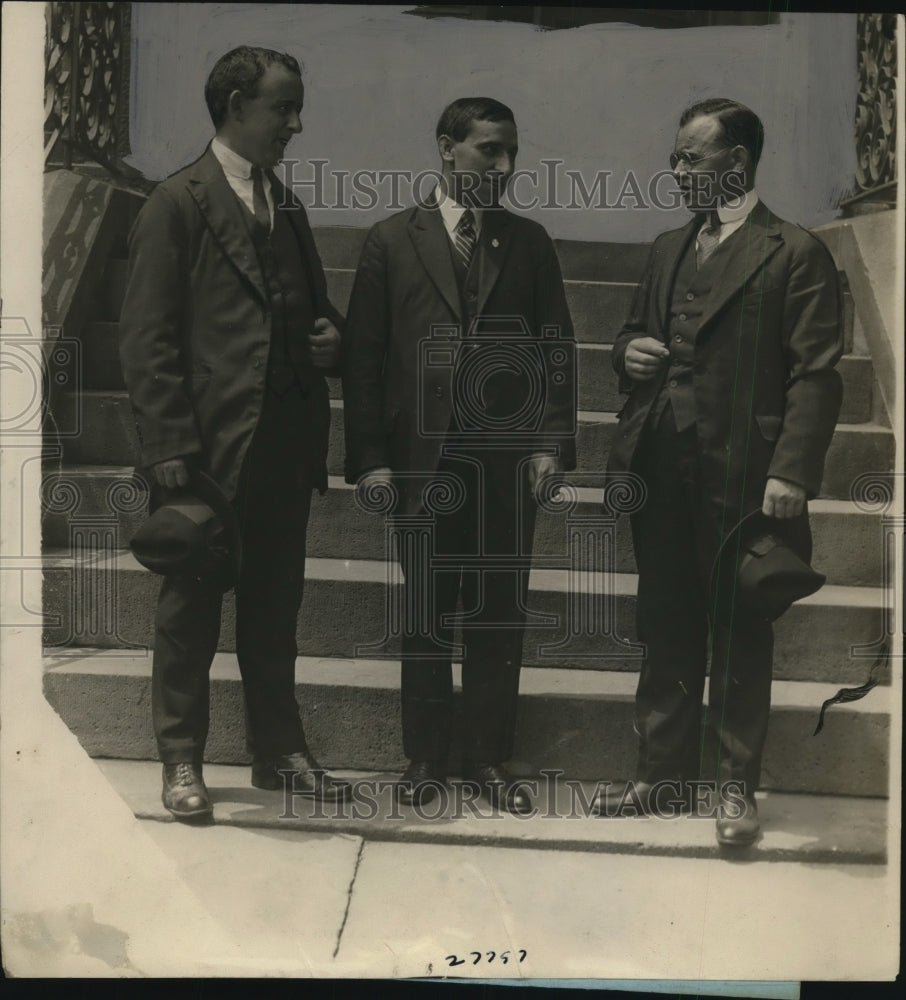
[601,98,843,845]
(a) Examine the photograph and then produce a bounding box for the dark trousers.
[152,386,314,764]
[398,446,538,766]
[630,402,773,793]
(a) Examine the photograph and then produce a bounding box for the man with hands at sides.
[343,98,576,815]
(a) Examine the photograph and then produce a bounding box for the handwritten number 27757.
[445,950,527,966]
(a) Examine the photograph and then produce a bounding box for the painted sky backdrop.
[127,5,858,242]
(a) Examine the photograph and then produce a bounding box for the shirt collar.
[211,136,256,180]
[716,188,759,225]
[435,183,482,234]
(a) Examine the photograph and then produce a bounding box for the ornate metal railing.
[843,13,897,208]
[44,1,133,177]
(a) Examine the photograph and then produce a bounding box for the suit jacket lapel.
[475,208,514,315]
[698,201,784,331]
[187,146,268,304]
[409,200,461,320]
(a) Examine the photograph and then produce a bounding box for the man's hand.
[309,317,341,369]
[623,337,670,382]
[528,454,560,502]
[762,477,806,519]
[152,457,190,490]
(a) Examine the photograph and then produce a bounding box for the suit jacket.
[608,201,843,532]
[342,198,576,510]
[119,146,344,499]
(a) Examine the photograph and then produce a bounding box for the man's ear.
[729,144,750,174]
[227,88,245,123]
[437,134,455,164]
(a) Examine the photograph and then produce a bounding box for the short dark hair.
[205,46,301,128]
[679,97,765,166]
[435,97,516,142]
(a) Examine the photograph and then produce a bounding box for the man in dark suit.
[602,98,843,844]
[119,46,350,821]
[343,98,576,813]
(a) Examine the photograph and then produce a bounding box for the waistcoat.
[249,206,317,395]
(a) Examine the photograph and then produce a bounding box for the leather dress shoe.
[716,793,760,846]
[395,760,447,807]
[592,779,691,818]
[161,762,213,822]
[592,779,655,817]
[464,762,533,815]
[251,750,351,802]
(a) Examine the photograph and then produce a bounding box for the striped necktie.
[454,209,477,269]
[250,166,271,235]
[696,219,721,268]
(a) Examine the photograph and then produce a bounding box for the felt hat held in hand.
[710,509,825,623]
[130,471,241,590]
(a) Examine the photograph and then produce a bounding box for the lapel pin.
[491,238,499,248]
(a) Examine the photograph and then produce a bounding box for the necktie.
[454,209,477,269]
[696,219,721,268]
[250,166,271,235]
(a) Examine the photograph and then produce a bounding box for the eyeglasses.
[669,147,734,171]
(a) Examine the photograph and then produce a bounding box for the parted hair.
[435,97,516,142]
[205,46,301,128]
[680,98,765,166]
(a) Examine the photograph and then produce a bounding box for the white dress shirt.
[696,188,760,251]
[211,136,274,231]
[435,183,482,243]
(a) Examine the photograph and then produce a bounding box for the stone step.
[565,279,652,346]
[41,551,888,685]
[321,268,639,345]
[329,263,853,354]
[81,278,645,388]
[77,309,873,423]
[96,757,889,864]
[566,347,872,421]
[55,393,895,502]
[101,229,857,348]
[311,226,655,285]
[571,410,893,500]
[42,650,893,798]
[41,471,886,588]
[100,268,857,365]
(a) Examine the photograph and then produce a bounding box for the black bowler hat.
[130,471,241,590]
[710,509,826,623]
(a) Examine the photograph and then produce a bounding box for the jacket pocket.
[755,414,783,441]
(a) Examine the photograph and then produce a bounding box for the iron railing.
[44,1,134,178]
[842,13,897,210]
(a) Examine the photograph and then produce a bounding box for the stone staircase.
[42,192,895,804]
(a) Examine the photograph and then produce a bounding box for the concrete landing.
[2,683,897,979]
[97,759,888,865]
[45,651,894,798]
